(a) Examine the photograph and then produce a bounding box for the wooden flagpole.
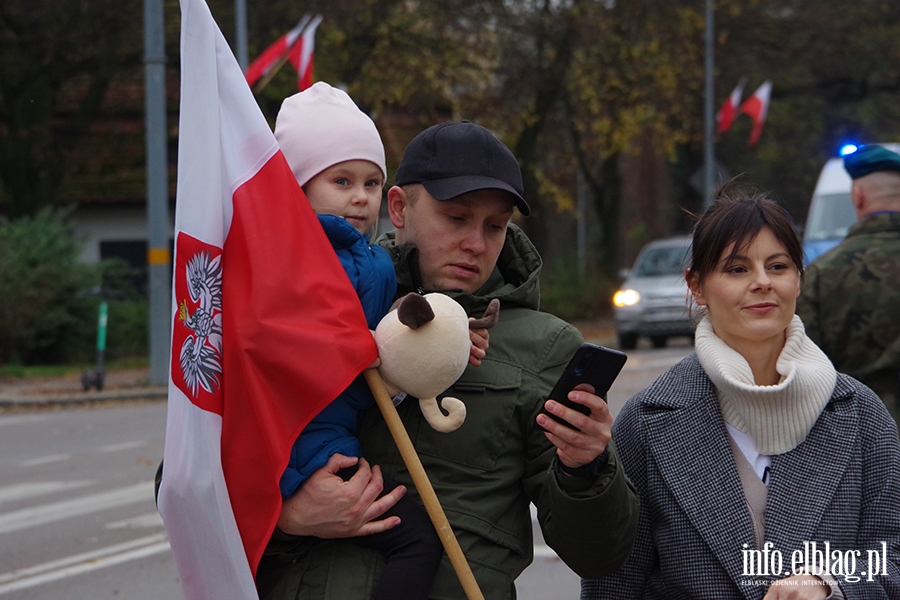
[363,369,485,600]
[252,52,291,95]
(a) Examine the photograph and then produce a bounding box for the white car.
[613,236,696,350]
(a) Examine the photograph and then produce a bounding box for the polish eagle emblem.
[177,250,223,397]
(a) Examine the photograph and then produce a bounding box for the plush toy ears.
[469,299,500,330]
[394,293,435,330]
[391,293,500,331]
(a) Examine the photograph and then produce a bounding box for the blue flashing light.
[839,143,860,157]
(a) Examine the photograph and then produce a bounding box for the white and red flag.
[158,0,377,598]
[717,77,746,133]
[288,14,323,91]
[244,15,311,87]
[740,80,773,146]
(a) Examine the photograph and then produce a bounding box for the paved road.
[0,340,692,599]
[0,402,179,599]
[606,341,693,418]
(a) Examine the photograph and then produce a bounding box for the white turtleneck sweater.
[695,315,837,480]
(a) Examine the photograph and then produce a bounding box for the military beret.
[843,144,900,179]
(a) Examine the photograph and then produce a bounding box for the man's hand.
[468,320,490,366]
[277,454,404,538]
[763,574,829,599]
[536,384,612,468]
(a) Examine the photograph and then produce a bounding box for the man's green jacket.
[258,224,638,599]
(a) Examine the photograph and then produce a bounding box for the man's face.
[388,185,515,293]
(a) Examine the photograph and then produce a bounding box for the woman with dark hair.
[582,188,900,599]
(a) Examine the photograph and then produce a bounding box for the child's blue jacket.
[280,214,397,497]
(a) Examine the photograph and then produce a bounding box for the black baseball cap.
[394,121,530,216]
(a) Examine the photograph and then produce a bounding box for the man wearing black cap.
[797,144,900,425]
[261,122,638,599]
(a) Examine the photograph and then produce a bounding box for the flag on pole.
[244,15,311,87]
[740,80,773,146]
[158,0,378,598]
[288,15,323,91]
[717,77,746,133]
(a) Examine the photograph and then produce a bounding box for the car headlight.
[613,289,641,307]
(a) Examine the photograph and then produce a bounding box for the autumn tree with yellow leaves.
[248,0,707,274]
[6,0,900,315]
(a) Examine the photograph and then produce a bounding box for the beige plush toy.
[374,293,499,433]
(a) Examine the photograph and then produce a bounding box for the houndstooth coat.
[582,355,900,600]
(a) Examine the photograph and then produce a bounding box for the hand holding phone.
[537,343,627,431]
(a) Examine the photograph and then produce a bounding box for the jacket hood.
[376,223,542,316]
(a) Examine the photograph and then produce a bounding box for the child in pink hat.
[267,82,441,600]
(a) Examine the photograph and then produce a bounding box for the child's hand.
[468,321,490,366]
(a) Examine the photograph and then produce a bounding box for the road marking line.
[0,481,155,535]
[106,512,164,529]
[0,533,167,582]
[533,544,560,559]
[0,533,170,595]
[0,481,93,506]
[19,454,71,467]
[0,415,48,428]
[96,440,146,453]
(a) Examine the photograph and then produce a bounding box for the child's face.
[303,160,383,235]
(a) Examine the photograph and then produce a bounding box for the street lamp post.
[703,0,715,207]
[235,0,248,71]
[144,0,170,386]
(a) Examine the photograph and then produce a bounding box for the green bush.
[0,209,98,364]
[100,259,149,360]
[539,256,615,321]
[0,210,149,365]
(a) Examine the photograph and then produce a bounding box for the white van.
[803,143,900,263]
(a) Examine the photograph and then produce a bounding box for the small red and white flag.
[244,15,311,87]
[288,14,323,91]
[740,80,772,146]
[717,77,746,133]
[159,1,377,598]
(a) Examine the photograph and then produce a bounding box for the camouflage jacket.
[797,211,900,421]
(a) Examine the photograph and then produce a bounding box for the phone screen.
[538,344,627,431]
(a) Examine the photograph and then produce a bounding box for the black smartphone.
[537,343,627,431]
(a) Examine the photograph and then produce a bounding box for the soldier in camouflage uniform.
[797,144,900,425]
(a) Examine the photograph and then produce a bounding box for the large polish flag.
[288,15,323,91]
[158,0,378,598]
[244,15,311,88]
[740,80,773,146]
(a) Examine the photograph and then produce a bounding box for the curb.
[0,386,167,408]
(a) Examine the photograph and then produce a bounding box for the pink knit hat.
[274,82,386,187]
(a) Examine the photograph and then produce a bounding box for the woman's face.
[689,226,801,352]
